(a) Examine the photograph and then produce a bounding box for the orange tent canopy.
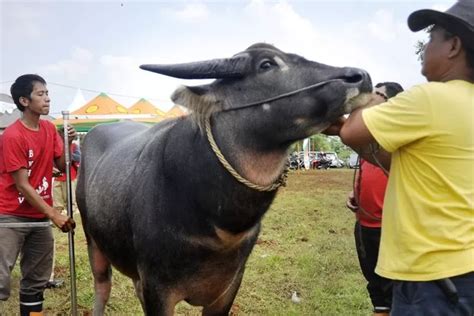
[52,93,127,131]
[165,105,187,118]
[71,92,128,115]
[53,94,187,132]
[128,98,166,116]
[134,104,186,123]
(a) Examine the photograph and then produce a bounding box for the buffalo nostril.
[344,74,363,83]
[340,68,371,85]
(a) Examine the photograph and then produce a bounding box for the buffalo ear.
[171,85,221,120]
[171,85,221,131]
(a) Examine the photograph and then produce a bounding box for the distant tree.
[290,134,331,153]
[327,136,353,160]
[290,134,355,159]
[415,40,425,62]
[311,134,331,151]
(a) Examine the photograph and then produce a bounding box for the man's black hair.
[10,74,47,112]
[375,82,404,98]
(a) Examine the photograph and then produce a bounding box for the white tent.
[68,88,86,112]
[0,101,16,114]
[0,93,15,114]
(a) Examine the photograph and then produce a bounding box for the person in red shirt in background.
[47,127,81,289]
[0,74,75,316]
[53,127,80,214]
[346,82,403,316]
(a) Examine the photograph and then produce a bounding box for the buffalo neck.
[210,112,289,189]
[159,118,279,233]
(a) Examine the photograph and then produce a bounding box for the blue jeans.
[391,272,474,316]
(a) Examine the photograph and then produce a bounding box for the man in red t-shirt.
[0,74,76,316]
[346,82,403,316]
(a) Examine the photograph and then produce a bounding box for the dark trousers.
[391,272,474,316]
[354,221,392,312]
[0,215,52,304]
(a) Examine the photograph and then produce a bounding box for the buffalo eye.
[259,60,276,71]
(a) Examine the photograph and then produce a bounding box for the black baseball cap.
[408,0,474,51]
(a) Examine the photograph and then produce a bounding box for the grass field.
[4,169,372,315]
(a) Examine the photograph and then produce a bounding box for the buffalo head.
[141,43,372,143]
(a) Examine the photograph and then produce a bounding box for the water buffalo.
[76,43,372,315]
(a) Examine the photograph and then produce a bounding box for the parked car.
[289,151,318,169]
[289,151,345,169]
[324,152,345,168]
[312,151,344,168]
[288,152,304,170]
[347,153,360,169]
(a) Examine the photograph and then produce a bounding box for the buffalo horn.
[140,56,248,79]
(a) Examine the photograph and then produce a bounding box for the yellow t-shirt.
[362,80,474,281]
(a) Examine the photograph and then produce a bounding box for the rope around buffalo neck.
[205,117,288,192]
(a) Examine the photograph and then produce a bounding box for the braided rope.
[205,117,288,192]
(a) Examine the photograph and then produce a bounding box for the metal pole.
[62,110,78,316]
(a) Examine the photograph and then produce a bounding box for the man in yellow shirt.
[327,1,474,315]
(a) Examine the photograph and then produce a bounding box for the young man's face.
[421,25,454,82]
[21,81,50,115]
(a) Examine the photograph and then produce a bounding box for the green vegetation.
[291,135,354,160]
[4,169,370,315]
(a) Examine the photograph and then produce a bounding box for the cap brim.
[408,9,446,31]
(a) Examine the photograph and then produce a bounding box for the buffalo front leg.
[87,238,112,316]
[202,271,244,316]
[137,273,178,316]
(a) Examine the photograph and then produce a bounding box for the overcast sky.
[1,0,452,116]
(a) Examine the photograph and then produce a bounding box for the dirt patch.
[256,238,278,248]
[230,303,240,315]
[53,266,68,277]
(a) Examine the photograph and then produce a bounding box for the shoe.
[45,279,64,289]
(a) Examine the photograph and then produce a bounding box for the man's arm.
[340,107,373,148]
[346,190,359,211]
[323,108,391,171]
[11,168,75,232]
[339,108,391,171]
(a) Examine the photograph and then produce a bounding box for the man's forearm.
[15,182,57,219]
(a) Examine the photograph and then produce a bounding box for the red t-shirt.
[0,119,63,218]
[355,159,388,228]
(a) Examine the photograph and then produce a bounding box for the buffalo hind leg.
[87,238,112,316]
